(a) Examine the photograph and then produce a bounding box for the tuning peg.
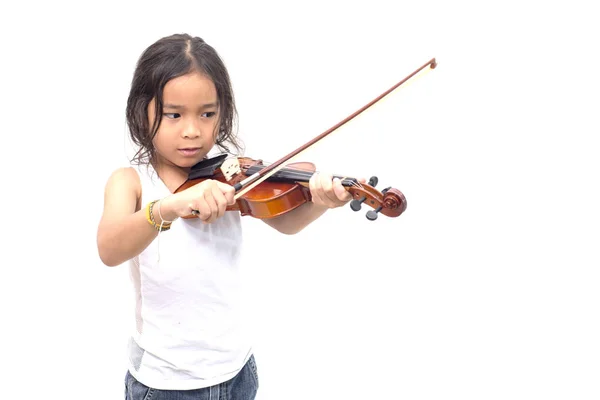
[350,176,379,211]
[350,196,366,211]
[365,187,391,220]
[366,206,382,220]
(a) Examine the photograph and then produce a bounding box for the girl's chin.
[156,155,202,171]
[176,156,204,169]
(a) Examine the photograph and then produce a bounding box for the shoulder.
[104,166,142,204]
[105,166,140,188]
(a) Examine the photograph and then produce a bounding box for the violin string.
[238,160,366,203]
[256,161,360,184]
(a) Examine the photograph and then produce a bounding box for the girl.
[97,33,355,400]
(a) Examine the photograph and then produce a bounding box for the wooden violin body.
[174,154,407,221]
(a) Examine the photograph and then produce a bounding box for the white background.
[1,1,599,399]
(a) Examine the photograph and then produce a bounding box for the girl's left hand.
[309,172,365,209]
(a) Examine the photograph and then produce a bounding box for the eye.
[202,111,216,118]
[163,113,180,119]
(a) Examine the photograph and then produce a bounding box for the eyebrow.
[163,103,218,110]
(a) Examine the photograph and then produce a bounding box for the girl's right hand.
[161,179,236,224]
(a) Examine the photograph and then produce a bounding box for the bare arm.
[96,167,160,267]
[96,167,236,266]
[262,173,363,235]
[262,202,329,235]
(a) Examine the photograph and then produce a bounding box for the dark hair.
[126,33,243,167]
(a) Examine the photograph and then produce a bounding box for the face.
[148,71,219,171]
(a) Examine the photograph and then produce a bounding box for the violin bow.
[233,57,438,200]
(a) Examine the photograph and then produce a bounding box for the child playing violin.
[96,33,357,400]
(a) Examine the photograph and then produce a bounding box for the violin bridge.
[220,157,242,181]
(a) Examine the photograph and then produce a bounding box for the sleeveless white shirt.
[126,164,252,390]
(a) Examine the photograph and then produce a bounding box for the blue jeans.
[124,355,259,400]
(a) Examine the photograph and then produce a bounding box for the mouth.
[178,147,202,156]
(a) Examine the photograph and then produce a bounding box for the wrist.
[155,196,179,223]
[308,201,329,215]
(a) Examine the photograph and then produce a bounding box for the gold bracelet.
[146,200,171,231]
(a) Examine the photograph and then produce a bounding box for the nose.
[182,118,201,139]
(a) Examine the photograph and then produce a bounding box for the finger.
[319,173,341,206]
[211,185,228,219]
[203,187,220,223]
[309,172,326,206]
[193,199,212,222]
[217,181,236,205]
[332,178,352,203]
[189,194,207,219]
[192,188,214,223]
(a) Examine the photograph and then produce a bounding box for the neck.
[154,159,190,193]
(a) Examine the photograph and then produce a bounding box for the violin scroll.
[348,176,407,220]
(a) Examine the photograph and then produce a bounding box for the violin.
[174,58,437,221]
[175,154,406,220]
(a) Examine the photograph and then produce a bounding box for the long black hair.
[126,33,243,167]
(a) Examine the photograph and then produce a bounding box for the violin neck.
[245,165,358,187]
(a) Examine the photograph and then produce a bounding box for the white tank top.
[126,163,252,390]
